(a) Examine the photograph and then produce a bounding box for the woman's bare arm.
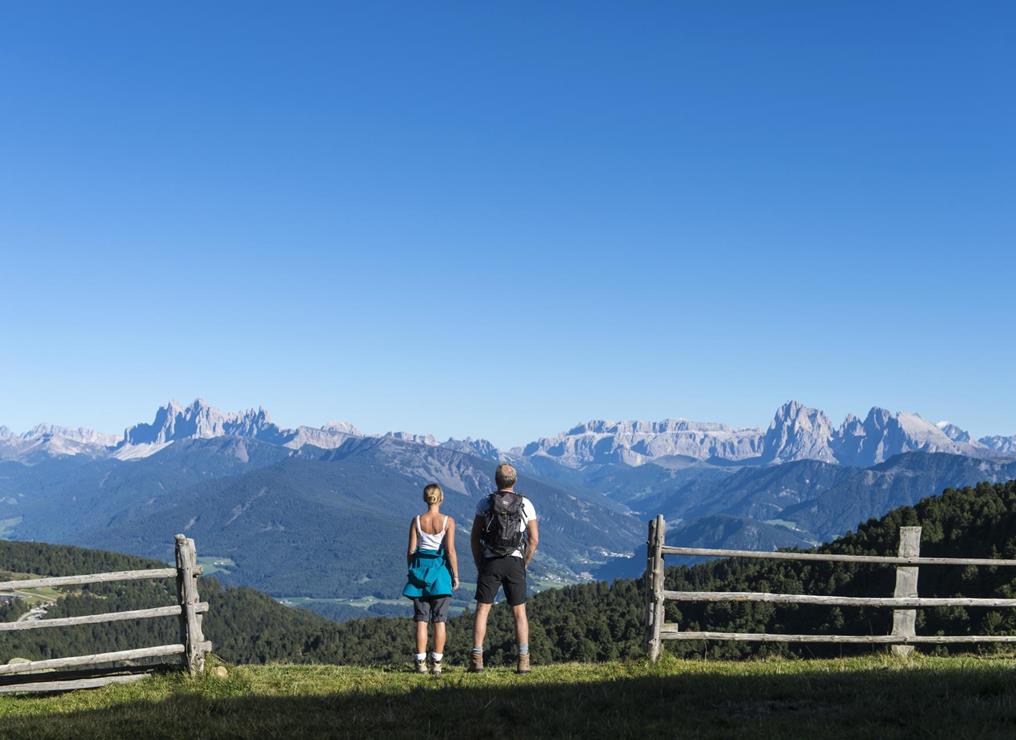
[407,519,418,565]
[445,518,460,589]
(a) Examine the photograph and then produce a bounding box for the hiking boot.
[516,654,530,675]
[415,658,428,674]
[468,651,484,673]
[431,660,443,676]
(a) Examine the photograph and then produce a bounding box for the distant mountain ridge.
[3,398,1013,469]
[522,401,1012,468]
[0,399,497,464]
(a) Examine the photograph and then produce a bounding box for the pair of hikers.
[402,463,539,675]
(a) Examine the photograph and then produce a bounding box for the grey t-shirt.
[475,492,537,559]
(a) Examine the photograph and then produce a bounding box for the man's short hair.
[495,463,517,490]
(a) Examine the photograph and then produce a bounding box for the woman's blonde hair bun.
[423,483,444,504]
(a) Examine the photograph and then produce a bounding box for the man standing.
[469,463,539,674]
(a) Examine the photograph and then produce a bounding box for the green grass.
[2,654,1016,738]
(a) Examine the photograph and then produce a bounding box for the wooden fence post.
[891,526,922,656]
[175,534,207,675]
[644,518,655,653]
[646,515,666,662]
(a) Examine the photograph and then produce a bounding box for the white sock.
[415,653,426,661]
[431,652,443,662]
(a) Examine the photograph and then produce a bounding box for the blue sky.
[1,2,1013,448]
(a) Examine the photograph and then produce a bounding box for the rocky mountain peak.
[762,401,836,463]
[122,399,281,446]
[321,421,361,436]
[937,421,972,444]
[441,437,501,460]
[977,435,1016,455]
[384,431,439,446]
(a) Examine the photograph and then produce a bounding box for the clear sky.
[1,2,1013,448]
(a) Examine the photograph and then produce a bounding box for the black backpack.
[480,491,526,557]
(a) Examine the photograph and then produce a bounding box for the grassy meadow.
[2,653,1016,738]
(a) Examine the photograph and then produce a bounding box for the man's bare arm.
[471,515,484,570]
[524,519,539,568]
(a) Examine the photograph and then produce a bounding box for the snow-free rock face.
[0,424,118,459]
[279,425,361,450]
[521,418,764,467]
[761,401,836,463]
[831,408,971,467]
[118,400,364,455]
[321,421,360,436]
[23,424,118,447]
[122,399,283,446]
[384,431,439,446]
[441,438,501,460]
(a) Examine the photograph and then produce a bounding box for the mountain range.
[520,400,1015,468]
[3,398,1014,469]
[1,399,1014,620]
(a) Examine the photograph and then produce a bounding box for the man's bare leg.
[434,622,447,653]
[512,603,529,646]
[473,602,492,649]
[513,603,531,673]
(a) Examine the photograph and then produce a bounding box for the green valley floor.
[2,654,1016,738]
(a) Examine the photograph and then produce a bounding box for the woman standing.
[403,483,459,674]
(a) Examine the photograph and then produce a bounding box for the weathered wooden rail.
[644,516,1016,661]
[0,534,211,693]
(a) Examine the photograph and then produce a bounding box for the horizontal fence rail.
[659,631,1016,645]
[660,545,1016,568]
[662,591,1016,609]
[0,534,212,692]
[0,603,210,633]
[644,516,1016,661]
[0,568,181,593]
[0,674,151,695]
[0,644,212,676]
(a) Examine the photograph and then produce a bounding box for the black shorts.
[475,556,527,606]
[413,596,451,623]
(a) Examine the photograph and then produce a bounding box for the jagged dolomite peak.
[121,399,280,445]
[761,401,836,463]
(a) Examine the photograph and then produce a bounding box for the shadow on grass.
[4,664,1016,739]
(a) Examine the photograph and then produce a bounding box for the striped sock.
[518,643,529,656]
[471,646,483,654]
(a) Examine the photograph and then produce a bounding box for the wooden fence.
[0,534,211,693]
[644,515,1016,661]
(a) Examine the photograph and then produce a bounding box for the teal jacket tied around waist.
[403,548,453,599]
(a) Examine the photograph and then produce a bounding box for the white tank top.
[416,515,448,550]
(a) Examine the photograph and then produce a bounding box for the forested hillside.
[4,479,1016,668]
[0,541,357,665]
